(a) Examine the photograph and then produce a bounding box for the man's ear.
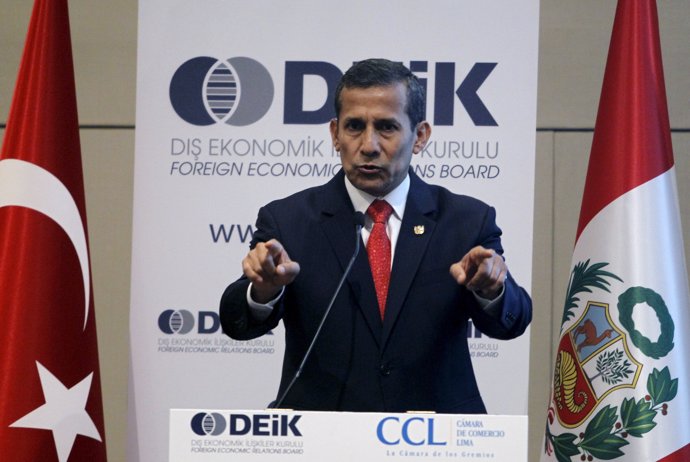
[329,118,339,151]
[412,121,432,154]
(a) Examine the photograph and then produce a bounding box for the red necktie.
[366,199,394,319]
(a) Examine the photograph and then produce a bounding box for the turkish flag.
[0,1,107,461]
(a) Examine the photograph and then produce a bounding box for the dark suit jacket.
[220,170,531,413]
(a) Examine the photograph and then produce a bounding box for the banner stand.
[131,2,539,460]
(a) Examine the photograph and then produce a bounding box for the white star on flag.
[10,361,102,462]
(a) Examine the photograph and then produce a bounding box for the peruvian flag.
[0,1,107,461]
[542,1,690,462]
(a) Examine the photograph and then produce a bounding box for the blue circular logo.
[158,309,195,334]
[170,56,274,126]
[191,412,227,436]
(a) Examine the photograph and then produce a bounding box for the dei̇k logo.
[170,57,499,127]
[158,309,220,334]
[170,57,274,126]
[157,309,275,355]
[191,412,302,437]
[192,413,227,436]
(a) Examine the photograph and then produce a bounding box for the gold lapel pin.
[413,225,425,235]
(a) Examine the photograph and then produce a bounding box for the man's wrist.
[474,285,505,317]
[250,284,283,304]
[246,284,284,322]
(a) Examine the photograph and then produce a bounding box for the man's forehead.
[340,82,407,98]
[338,84,407,114]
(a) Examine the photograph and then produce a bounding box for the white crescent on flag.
[0,158,91,330]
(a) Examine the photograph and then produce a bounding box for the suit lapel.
[318,173,383,346]
[381,173,437,349]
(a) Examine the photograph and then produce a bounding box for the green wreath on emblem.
[618,287,674,359]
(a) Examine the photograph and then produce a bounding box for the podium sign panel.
[170,409,527,461]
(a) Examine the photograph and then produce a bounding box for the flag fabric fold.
[542,1,690,461]
[0,1,107,461]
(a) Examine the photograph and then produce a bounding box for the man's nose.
[360,126,380,156]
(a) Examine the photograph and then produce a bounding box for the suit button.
[380,364,391,376]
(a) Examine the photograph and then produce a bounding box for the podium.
[170,409,527,461]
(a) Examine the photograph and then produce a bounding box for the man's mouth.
[357,164,383,174]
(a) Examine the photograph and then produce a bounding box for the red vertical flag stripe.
[0,1,107,461]
[576,0,674,241]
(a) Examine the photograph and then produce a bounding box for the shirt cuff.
[246,283,284,322]
[473,285,505,318]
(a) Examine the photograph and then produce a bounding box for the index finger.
[461,247,495,273]
[468,246,496,262]
[264,239,284,258]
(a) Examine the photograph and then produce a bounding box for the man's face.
[330,83,431,197]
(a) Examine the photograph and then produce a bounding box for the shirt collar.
[343,173,409,221]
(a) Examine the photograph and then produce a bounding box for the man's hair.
[334,58,426,127]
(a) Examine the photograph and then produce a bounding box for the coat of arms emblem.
[544,260,679,461]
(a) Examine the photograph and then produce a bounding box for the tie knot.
[367,199,393,224]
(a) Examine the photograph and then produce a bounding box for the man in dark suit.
[220,58,531,413]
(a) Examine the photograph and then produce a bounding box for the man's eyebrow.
[374,117,401,126]
[340,116,402,126]
[341,116,364,125]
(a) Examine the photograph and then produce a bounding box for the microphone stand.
[272,212,365,409]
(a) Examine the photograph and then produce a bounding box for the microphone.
[272,211,365,409]
[353,211,366,228]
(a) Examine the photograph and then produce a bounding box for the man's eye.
[345,121,364,131]
[378,122,398,132]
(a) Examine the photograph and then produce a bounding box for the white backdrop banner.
[130,1,539,461]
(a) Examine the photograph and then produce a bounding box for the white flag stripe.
[573,169,689,312]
